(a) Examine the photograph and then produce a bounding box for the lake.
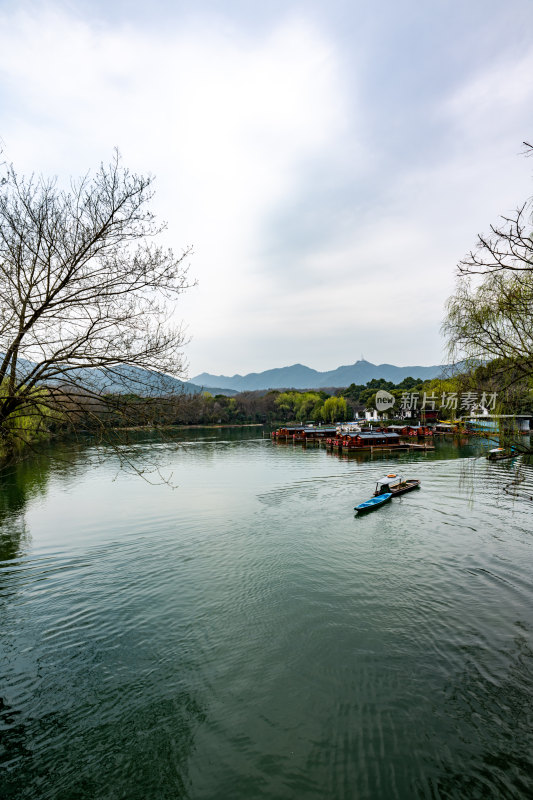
[1,429,533,799]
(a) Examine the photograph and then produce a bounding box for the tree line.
[1,365,529,455]
[30,367,528,436]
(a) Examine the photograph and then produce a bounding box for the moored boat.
[355,492,392,514]
[487,447,517,461]
[373,473,420,497]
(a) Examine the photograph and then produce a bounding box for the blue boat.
[355,492,392,514]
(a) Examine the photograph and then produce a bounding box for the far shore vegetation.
[1,365,531,447]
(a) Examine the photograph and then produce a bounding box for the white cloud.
[0,6,352,374]
[443,50,533,137]
[0,2,532,375]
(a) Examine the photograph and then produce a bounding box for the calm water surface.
[1,429,533,799]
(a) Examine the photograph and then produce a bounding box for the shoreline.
[116,423,267,431]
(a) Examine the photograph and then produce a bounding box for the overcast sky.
[1,0,532,378]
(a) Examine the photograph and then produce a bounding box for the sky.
[0,0,532,378]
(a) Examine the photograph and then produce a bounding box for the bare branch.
[0,152,195,469]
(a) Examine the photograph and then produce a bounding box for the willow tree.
[443,142,533,386]
[322,395,347,423]
[0,151,193,457]
[444,270,533,382]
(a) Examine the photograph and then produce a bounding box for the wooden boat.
[373,473,420,497]
[355,492,392,514]
[487,447,517,461]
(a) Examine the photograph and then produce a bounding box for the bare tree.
[0,151,194,458]
[443,142,533,384]
[457,142,533,277]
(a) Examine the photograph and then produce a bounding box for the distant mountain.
[10,357,237,397]
[190,360,448,392]
[192,364,322,392]
[58,365,239,396]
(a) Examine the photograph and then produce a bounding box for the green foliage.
[3,368,528,440]
[311,401,324,422]
[275,391,325,422]
[0,381,60,457]
[445,271,533,384]
[322,396,347,422]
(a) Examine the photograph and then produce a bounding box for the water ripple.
[1,438,533,799]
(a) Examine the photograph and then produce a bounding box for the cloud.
[443,50,533,137]
[0,4,353,372]
[0,2,532,374]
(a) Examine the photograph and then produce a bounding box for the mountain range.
[13,357,447,396]
[11,358,238,397]
[190,360,447,392]
[57,365,239,396]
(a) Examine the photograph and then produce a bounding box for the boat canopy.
[375,473,403,492]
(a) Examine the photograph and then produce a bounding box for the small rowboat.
[355,492,392,514]
[373,473,420,497]
[487,447,516,461]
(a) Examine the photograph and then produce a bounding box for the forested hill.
[190,360,446,392]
